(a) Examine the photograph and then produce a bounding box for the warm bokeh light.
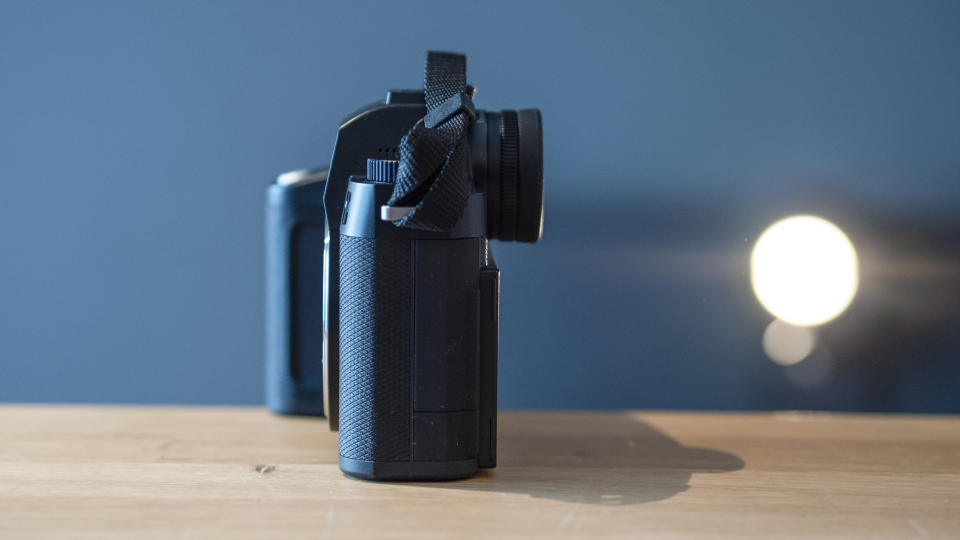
[751,215,858,326]
[762,319,816,366]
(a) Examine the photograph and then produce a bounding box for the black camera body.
[267,52,542,480]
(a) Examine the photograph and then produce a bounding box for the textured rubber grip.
[338,235,412,461]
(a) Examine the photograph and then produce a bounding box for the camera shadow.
[411,412,744,505]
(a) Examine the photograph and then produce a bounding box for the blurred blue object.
[1,0,958,411]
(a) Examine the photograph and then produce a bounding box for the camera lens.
[482,109,543,243]
[514,109,544,242]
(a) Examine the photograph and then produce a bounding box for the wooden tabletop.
[0,407,957,538]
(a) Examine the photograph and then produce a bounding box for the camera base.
[339,456,479,481]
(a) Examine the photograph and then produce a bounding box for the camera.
[267,52,543,480]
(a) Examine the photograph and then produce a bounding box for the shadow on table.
[414,413,744,505]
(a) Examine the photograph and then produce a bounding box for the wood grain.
[0,406,957,538]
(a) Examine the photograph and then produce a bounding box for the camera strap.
[387,51,475,231]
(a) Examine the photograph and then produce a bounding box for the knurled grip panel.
[338,235,412,462]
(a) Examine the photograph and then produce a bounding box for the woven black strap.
[388,52,475,231]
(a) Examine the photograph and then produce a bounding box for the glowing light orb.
[751,215,858,326]
[762,319,816,366]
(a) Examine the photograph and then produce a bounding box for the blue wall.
[2,0,958,411]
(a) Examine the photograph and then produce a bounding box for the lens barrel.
[477,109,543,243]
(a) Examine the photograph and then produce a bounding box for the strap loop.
[424,92,475,129]
[387,52,475,232]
